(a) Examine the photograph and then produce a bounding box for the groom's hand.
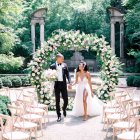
[68,84,72,90]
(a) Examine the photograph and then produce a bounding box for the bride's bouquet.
[43,69,58,81]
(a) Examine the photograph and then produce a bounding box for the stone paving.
[39,111,114,140]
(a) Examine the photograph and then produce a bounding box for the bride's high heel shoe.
[83,115,88,121]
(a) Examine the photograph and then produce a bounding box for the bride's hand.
[68,84,72,90]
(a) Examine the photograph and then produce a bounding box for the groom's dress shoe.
[63,110,67,117]
[57,116,61,122]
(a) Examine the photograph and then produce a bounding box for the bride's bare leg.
[83,89,88,121]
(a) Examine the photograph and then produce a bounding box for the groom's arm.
[65,64,71,84]
[50,64,55,70]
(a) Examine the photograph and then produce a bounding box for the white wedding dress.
[72,75,103,117]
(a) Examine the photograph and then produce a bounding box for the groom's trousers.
[54,81,68,117]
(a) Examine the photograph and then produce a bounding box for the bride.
[70,61,103,121]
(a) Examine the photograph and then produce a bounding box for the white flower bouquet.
[44,69,58,81]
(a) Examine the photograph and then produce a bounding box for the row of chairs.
[0,88,48,140]
[102,87,140,140]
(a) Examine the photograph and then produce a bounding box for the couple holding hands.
[50,54,103,122]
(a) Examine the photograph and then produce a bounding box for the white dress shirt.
[56,62,63,81]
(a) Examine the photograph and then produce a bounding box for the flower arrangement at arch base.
[29,29,123,110]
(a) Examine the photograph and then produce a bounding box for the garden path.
[39,111,114,140]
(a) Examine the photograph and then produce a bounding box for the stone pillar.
[120,21,124,58]
[31,21,36,53]
[110,20,116,55]
[40,21,45,47]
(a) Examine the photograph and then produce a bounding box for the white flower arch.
[29,29,122,105]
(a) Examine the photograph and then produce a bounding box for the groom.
[50,54,71,122]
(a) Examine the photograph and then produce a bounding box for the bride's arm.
[87,72,94,96]
[71,72,78,86]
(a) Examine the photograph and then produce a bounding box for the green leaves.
[0,53,24,73]
[0,0,24,54]
[0,95,11,115]
[128,49,140,72]
[124,1,140,47]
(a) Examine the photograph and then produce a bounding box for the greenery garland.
[29,29,122,105]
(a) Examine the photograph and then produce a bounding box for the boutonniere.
[62,64,65,68]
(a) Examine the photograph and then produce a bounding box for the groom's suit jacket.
[50,63,71,85]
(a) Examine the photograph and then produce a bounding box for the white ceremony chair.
[112,101,140,140]
[105,97,131,135]
[8,104,38,139]
[23,91,49,123]
[103,91,128,129]
[117,115,140,140]
[0,114,30,140]
[16,99,44,137]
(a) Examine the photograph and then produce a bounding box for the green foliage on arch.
[29,29,122,105]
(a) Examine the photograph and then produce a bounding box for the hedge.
[0,95,11,115]
[133,76,140,87]
[20,76,31,86]
[0,78,3,88]
[1,77,12,87]
[8,76,22,87]
[0,75,31,88]
[126,76,135,87]
[126,76,140,87]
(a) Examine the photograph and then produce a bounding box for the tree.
[13,0,47,57]
[0,0,23,53]
[13,0,111,57]
[111,0,126,12]
[124,0,140,48]
[45,0,110,40]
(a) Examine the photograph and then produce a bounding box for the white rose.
[107,75,110,78]
[40,95,44,98]
[41,49,44,54]
[40,91,43,94]
[32,73,35,77]
[104,94,109,97]
[40,99,44,103]
[101,91,104,94]
[36,77,39,80]
[44,100,49,104]
[104,85,108,89]
[106,71,110,75]
[30,78,34,81]
[35,69,38,73]
[111,78,115,81]
[45,94,48,98]
[113,83,116,86]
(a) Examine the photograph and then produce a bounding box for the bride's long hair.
[76,61,88,72]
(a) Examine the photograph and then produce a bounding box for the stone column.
[120,21,124,58]
[110,20,116,55]
[31,21,36,53]
[40,20,45,47]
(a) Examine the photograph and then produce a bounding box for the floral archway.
[29,29,122,109]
